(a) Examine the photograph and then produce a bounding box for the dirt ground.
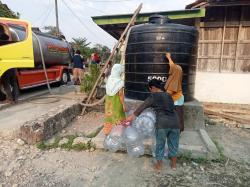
[206,123,250,164]
[1,110,250,187]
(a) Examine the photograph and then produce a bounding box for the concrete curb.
[199,129,219,159]
[19,102,82,144]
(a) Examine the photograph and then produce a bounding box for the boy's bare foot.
[153,160,163,171]
[170,157,177,170]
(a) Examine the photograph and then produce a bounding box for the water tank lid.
[149,14,170,24]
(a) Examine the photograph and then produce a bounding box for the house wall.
[197,5,250,73]
[194,72,250,104]
[193,5,250,104]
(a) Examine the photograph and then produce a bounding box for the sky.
[2,0,195,48]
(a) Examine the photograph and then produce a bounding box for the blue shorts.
[155,128,180,160]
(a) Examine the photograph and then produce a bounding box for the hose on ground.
[80,95,105,107]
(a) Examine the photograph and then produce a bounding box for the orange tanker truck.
[0,18,73,102]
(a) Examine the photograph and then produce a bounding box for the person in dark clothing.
[126,79,180,171]
[0,69,18,103]
[72,50,85,85]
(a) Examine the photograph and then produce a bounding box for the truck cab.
[0,18,34,77]
[0,18,34,101]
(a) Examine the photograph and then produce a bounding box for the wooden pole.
[81,3,143,115]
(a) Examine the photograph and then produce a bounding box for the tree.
[0,1,20,18]
[43,26,63,36]
[71,37,92,58]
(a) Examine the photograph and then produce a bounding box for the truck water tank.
[9,25,72,67]
[125,15,198,101]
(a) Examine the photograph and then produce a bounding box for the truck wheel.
[0,90,6,101]
[2,69,19,102]
[10,77,19,102]
[60,70,70,85]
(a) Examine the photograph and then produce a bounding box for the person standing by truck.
[0,69,18,104]
[164,53,184,132]
[72,50,85,85]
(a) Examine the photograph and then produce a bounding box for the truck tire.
[1,69,19,102]
[0,90,6,101]
[10,76,19,102]
[60,70,70,85]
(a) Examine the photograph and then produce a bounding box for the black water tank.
[125,15,198,101]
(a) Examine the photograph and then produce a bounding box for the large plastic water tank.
[125,15,198,101]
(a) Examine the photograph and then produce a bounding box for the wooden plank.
[204,109,250,125]
[235,59,250,72]
[200,21,250,28]
[199,40,250,44]
[219,7,227,72]
[221,59,234,72]
[234,6,244,72]
[223,43,237,57]
[198,56,250,60]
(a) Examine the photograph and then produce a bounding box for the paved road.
[0,84,82,138]
[0,82,75,110]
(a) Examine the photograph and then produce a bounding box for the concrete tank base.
[113,98,219,159]
[125,98,205,131]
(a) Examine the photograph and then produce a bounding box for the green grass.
[36,134,96,152]
[60,135,77,150]
[36,136,61,150]
[178,151,209,164]
[212,139,227,163]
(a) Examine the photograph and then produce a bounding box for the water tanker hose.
[31,33,105,107]
[80,95,105,107]
[27,32,60,104]
[32,32,52,94]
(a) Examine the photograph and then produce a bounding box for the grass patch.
[36,134,96,152]
[212,139,227,163]
[60,135,77,150]
[178,151,209,164]
[36,142,47,150]
[36,136,61,150]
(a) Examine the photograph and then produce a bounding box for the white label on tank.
[156,34,165,41]
[148,75,167,82]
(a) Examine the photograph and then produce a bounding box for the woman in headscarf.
[164,53,184,132]
[104,64,126,135]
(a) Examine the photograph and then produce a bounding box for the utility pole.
[55,0,60,35]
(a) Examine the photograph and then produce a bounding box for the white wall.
[194,72,250,104]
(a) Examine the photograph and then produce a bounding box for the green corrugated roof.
[92,8,205,25]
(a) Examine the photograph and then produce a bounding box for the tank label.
[148,75,167,82]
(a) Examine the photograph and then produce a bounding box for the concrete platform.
[91,98,219,160]
[92,129,219,160]
[125,98,205,130]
